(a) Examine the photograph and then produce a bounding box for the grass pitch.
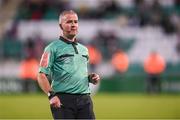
[0,93,180,119]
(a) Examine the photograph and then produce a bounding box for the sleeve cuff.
[39,68,50,75]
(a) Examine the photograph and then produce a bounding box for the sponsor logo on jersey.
[40,52,50,67]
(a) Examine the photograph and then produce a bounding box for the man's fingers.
[55,100,62,108]
[92,75,100,85]
[51,102,61,108]
[92,76,100,80]
[57,101,62,108]
[50,97,62,108]
[55,103,60,108]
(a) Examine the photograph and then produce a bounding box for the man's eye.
[67,21,72,23]
[66,20,78,24]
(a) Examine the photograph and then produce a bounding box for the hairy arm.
[37,72,52,94]
[37,72,61,108]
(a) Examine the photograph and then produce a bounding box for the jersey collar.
[59,36,78,45]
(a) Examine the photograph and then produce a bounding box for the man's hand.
[89,73,100,85]
[49,96,62,108]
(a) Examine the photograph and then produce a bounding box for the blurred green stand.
[99,63,180,93]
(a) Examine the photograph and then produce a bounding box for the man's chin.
[70,33,78,37]
[66,34,76,39]
[69,34,76,37]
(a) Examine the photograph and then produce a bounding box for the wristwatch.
[47,91,56,100]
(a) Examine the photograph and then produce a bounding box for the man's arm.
[37,72,61,108]
[37,72,52,94]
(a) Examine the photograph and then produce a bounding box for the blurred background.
[0,0,180,119]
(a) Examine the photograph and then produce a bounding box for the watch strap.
[48,91,56,100]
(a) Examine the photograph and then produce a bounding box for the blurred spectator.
[33,34,45,59]
[93,0,121,19]
[24,38,36,58]
[1,21,22,60]
[87,44,102,71]
[93,30,119,59]
[175,0,180,11]
[30,0,48,20]
[149,0,163,26]
[111,49,129,74]
[19,37,40,92]
[134,0,151,26]
[17,0,48,20]
[19,57,39,92]
[143,51,166,93]
[160,14,176,34]
[17,0,71,20]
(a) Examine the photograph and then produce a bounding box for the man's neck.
[62,35,76,42]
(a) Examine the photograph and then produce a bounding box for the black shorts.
[50,93,95,119]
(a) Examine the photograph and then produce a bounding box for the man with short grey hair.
[37,10,100,119]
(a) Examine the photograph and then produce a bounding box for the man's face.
[60,13,78,38]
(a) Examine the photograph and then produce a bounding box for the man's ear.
[59,24,63,30]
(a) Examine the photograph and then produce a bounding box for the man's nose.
[71,21,77,26]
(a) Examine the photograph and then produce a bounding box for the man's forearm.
[37,73,52,94]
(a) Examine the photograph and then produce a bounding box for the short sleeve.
[39,46,55,75]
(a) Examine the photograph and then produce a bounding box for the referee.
[37,10,100,119]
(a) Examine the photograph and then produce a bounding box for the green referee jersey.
[39,36,90,94]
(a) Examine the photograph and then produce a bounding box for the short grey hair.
[59,10,77,24]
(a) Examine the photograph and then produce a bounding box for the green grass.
[93,93,180,119]
[0,93,180,119]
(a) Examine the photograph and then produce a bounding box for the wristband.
[47,91,56,100]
